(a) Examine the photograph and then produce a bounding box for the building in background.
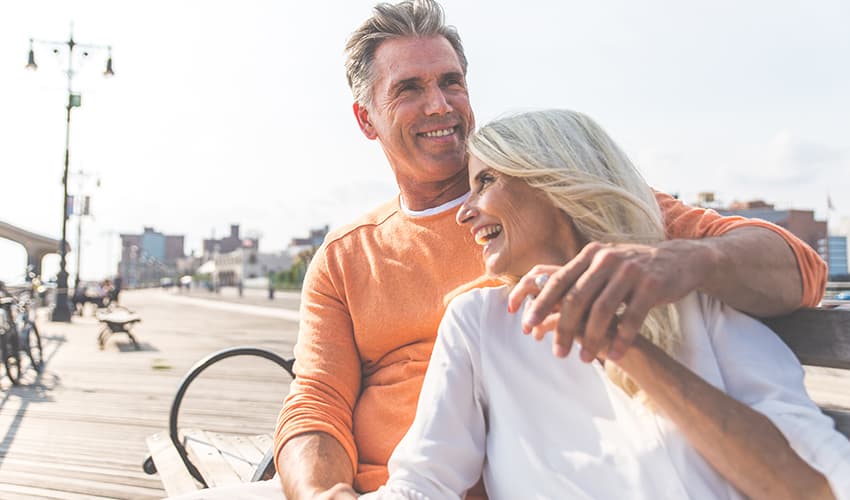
[118,227,185,288]
[821,236,849,281]
[214,247,292,286]
[286,225,329,258]
[202,224,258,258]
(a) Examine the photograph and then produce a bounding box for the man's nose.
[424,86,453,116]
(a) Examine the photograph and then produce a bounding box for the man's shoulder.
[323,197,400,248]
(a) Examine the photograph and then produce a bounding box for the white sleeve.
[367,292,487,500]
[703,296,850,500]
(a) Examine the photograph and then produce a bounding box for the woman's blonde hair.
[468,109,679,398]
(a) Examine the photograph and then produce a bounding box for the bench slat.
[763,308,850,370]
[183,429,244,488]
[250,434,273,454]
[207,432,263,482]
[145,432,200,496]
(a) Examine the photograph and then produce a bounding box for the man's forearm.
[693,227,803,316]
[278,431,355,499]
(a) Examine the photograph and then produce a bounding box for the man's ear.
[353,102,378,140]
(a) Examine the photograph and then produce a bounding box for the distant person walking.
[111,275,123,304]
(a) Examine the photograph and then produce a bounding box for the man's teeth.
[422,127,455,138]
[475,224,503,245]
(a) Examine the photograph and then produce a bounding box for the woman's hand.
[508,240,711,362]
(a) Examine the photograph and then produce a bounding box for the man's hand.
[508,240,716,362]
[313,483,359,500]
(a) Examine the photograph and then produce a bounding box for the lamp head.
[104,47,114,77]
[26,40,38,70]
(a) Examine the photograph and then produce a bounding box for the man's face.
[355,36,474,187]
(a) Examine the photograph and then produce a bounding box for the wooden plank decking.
[0,289,299,499]
[0,288,847,499]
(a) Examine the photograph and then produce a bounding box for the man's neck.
[398,174,470,212]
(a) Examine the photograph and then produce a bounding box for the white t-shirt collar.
[400,192,470,218]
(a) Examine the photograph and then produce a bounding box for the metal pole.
[52,36,75,321]
[29,26,112,322]
[75,209,83,290]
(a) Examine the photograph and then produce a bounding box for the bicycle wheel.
[22,321,43,371]
[2,328,21,385]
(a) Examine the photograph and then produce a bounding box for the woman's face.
[457,155,584,277]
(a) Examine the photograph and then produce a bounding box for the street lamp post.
[26,26,114,322]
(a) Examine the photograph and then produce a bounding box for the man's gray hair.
[345,0,468,107]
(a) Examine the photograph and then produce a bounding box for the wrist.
[610,335,663,386]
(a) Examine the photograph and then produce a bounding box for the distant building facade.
[203,224,259,258]
[822,236,849,280]
[286,225,329,258]
[119,227,185,287]
[214,248,293,286]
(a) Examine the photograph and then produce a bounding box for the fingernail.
[608,349,622,361]
[580,348,594,363]
[554,344,568,358]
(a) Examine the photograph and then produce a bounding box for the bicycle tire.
[3,326,21,385]
[22,321,43,371]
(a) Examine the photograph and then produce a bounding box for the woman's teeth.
[475,224,503,245]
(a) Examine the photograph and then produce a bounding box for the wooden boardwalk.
[0,288,847,499]
[0,289,299,499]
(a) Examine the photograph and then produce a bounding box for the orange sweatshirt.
[275,192,826,494]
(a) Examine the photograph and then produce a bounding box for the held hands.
[508,240,714,362]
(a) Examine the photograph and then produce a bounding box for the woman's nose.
[456,202,477,225]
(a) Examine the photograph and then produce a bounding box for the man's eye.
[444,77,463,87]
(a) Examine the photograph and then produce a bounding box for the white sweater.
[364,288,850,500]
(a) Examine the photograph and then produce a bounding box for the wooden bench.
[143,346,294,497]
[96,306,142,349]
[142,308,850,497]
[763,307,850,436]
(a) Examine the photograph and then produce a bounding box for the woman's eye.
[477,174,495,192]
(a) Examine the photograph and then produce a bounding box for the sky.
[1,0,848,284]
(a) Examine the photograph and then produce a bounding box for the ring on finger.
[534,273,550,291]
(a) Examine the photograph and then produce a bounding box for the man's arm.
[655,191,825,311]
[274,243,363,499]
[278,432,357,500]
[697,226,801,315]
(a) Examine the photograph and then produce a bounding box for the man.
[173,1,825,498]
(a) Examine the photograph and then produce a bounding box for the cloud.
[740,130,847,186]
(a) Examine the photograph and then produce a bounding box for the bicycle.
[15,292,43,372]
[0,295,22,385]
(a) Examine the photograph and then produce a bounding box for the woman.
[364,110,849,499]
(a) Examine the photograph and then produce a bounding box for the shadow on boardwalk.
[0,290,298,499]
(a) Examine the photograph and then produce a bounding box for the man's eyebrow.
[389,77,421,93]
[441,71,465,82]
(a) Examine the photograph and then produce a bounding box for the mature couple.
[175,1,848,499]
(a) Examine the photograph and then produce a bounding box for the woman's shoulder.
[446,283,511,315]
